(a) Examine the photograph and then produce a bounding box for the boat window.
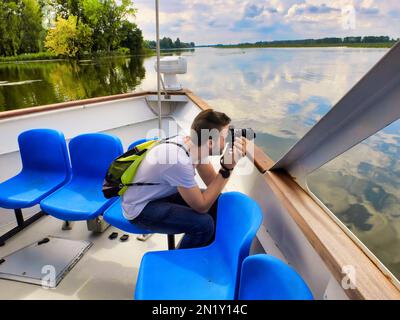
[307,119,400,281]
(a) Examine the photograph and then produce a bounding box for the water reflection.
[0,56,146,111]
[308,119,400,279]
[138,47,388,159]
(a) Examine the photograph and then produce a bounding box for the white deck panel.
[0,214,183,300]
[0,236,92,287]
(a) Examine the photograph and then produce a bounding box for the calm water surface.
[1,47,399,280]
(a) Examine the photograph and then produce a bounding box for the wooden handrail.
[0,91,191,120]
[0,91,154,120]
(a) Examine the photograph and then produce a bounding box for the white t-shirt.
[121,136,197,220]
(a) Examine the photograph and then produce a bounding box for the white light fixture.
[155,56,187,91]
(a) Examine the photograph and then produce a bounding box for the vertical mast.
[155,0,162,136]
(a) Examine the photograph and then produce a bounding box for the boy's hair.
[191,109,231,145]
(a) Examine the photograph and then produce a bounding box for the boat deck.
[0,112,293,300]
[0,161,284,300]
[0,211,184,300]
[0,93,318,299]
[0,203,283,299]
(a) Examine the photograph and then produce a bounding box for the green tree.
[50,0,84,20]
[19,0,44,54]
[82,0,136,52]
[0,0,44,56]
[160,37,174,49]
[143,40,156,49]
[143,37,195,50]
[344,36,362,43]
[119,21,143,54]
[0,1,23,56]
[45,15,92,58]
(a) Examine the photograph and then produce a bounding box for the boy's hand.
[221,137,247,170]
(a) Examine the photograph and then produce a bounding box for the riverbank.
[0,49,155,64]
[0,52,60,63]
[212,42,395,49]
[0,47,198,64]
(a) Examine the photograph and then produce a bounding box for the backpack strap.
[162,141,190,157]
[124,137,190,187]
[124,182,159,186]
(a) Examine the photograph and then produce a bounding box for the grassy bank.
[0,49,155,63]
[214,42,396,49]
[0,47,198,63]
[0,52,60,62]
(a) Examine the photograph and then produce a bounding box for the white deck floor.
[0,213,183,300]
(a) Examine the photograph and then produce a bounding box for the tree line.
[0,0,144,58]
[255,36,396,45]
[216,36,397,48]
[144,38,195,50]
[0,0,195,59]
[45,0,144,57]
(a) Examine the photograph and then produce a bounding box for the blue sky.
[132,0,400,45]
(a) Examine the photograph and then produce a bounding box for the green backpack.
[102,137,189,199]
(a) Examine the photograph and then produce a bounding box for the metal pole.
[14,209,24,227]
[156,1,174,251]
[167,234,175,250]
[155,0,162,135]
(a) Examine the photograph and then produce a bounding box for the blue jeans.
[130,193,218,249]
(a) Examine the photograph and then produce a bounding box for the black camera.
[227,126,256,149]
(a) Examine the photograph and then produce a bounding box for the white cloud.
[132,0,400,44]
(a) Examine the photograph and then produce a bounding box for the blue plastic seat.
[103,199,152,234]
[128,138,154,150]
[134,192,263,300]
[238,254,314,300]
[0,129,71,209]
[40,133,123,221]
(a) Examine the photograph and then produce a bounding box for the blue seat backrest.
[128,138,154,151]
[69,133,123,179]
[215,192,262,295]
[18,129,70,176]
[238,254,314,300]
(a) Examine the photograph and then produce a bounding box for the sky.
[131,0,400,45]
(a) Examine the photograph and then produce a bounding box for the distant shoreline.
[209,42,394,49]
[0,48,196,64]
[0,43,394,64]
[204,36,397,49]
